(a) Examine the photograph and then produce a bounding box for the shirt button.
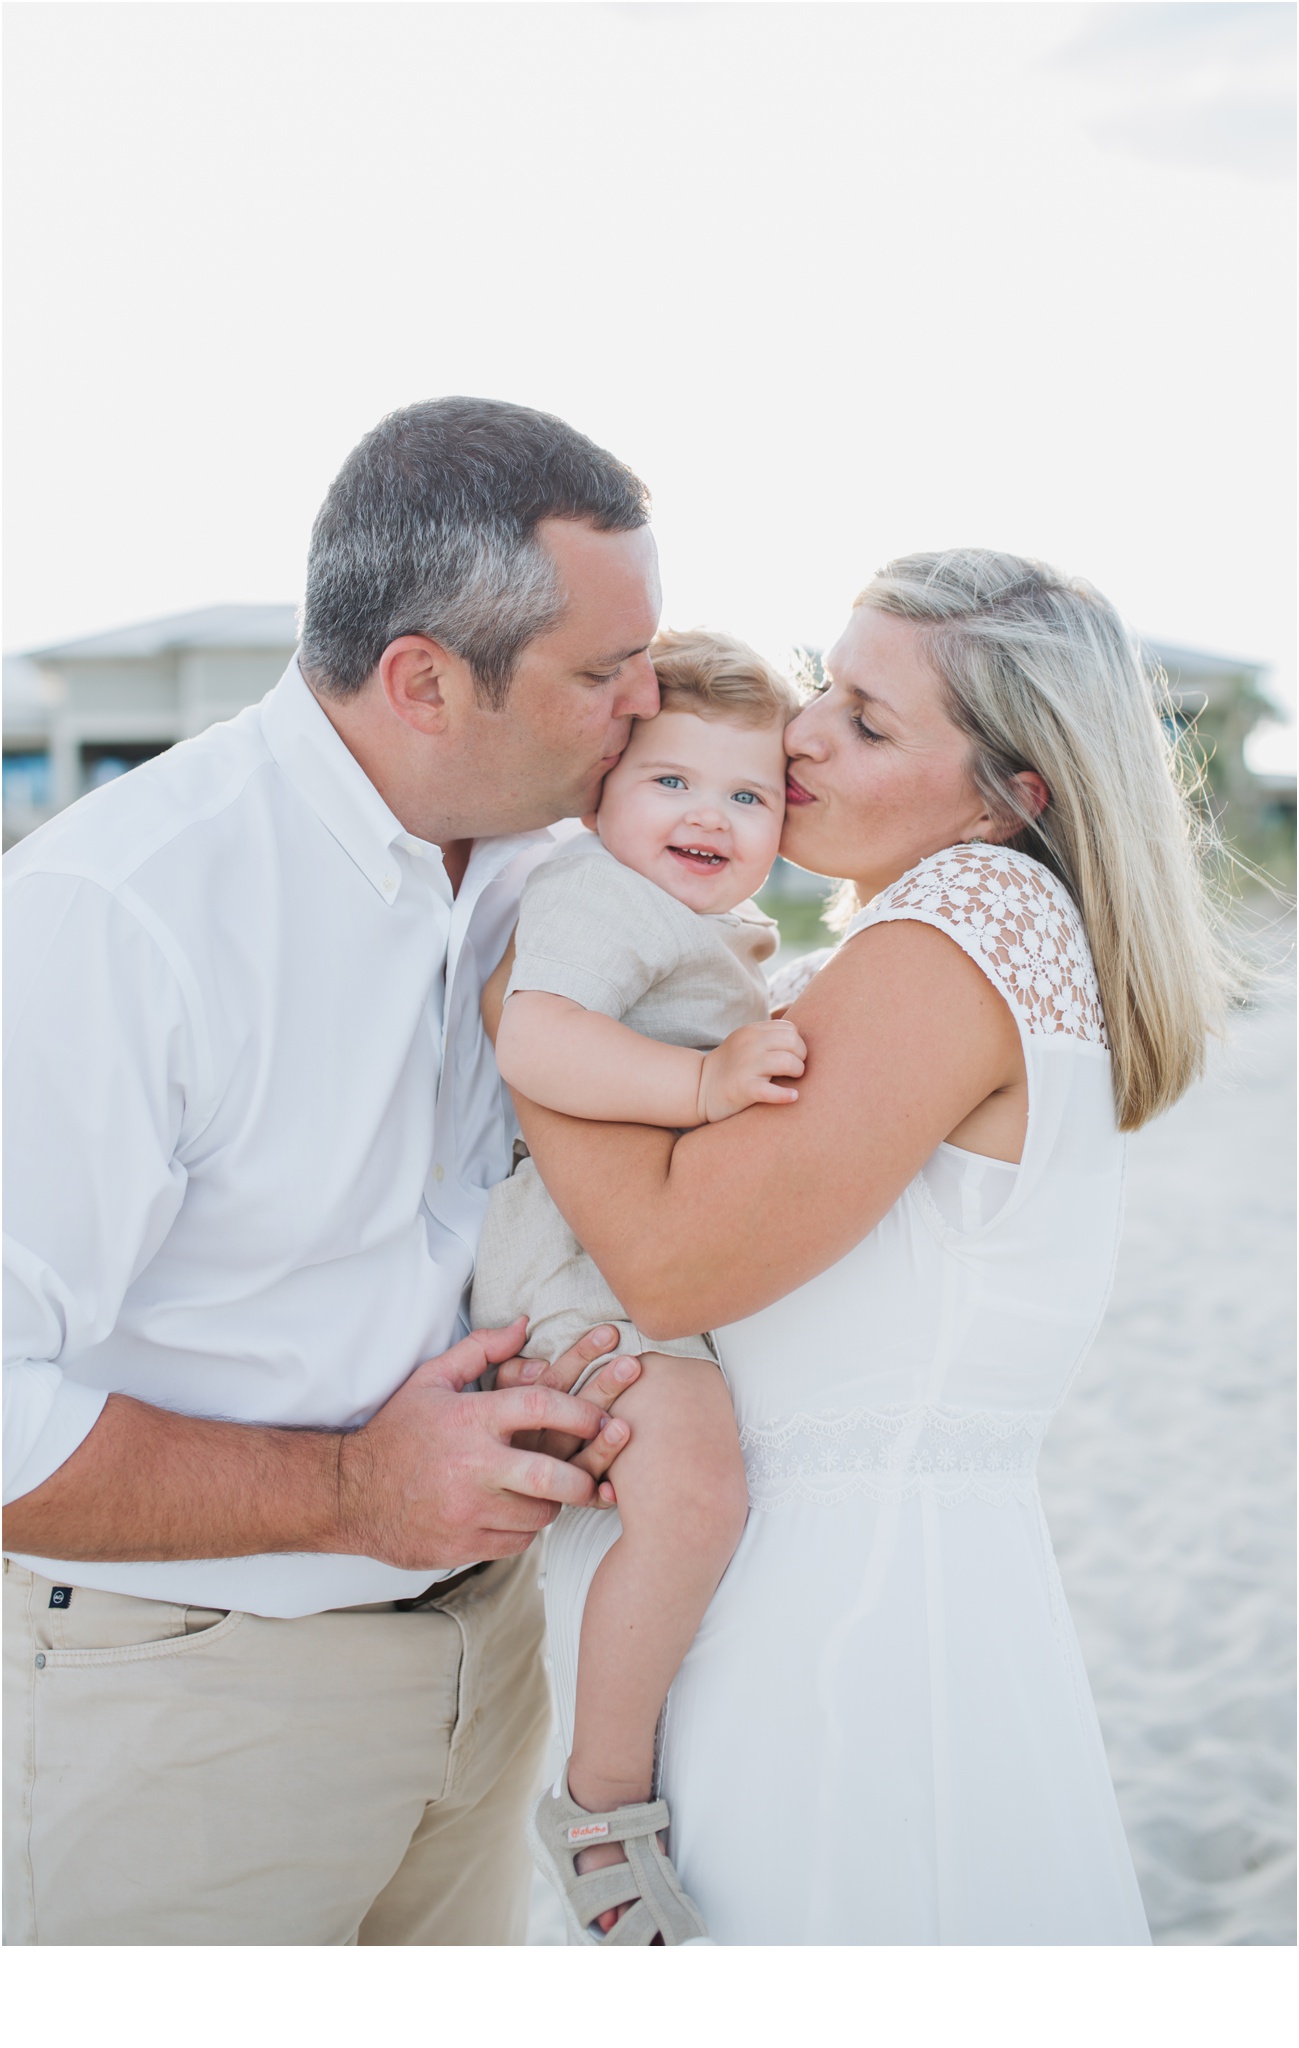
[35,1653,46,1669]
[433,1165,445,1183]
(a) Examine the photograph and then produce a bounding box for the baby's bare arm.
[496,992,808,1129]
[496,992,707,1126]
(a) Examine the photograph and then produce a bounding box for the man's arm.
[2,873,633,1571]
[4,1324,638,1571]
[4,870,195,1510]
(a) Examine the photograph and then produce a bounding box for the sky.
[4,0,1295,766]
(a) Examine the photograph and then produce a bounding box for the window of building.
[80,740,173,793]
[2,751,52,808]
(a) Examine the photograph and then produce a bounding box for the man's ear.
[377,636,458,734]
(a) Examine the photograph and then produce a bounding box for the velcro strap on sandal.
[565,1797,669,1848]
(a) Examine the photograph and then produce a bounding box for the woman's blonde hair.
[650,627,800,728]
[851,549,1249,1132]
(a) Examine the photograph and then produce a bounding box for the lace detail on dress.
[855,844,1107,1047]
[766,945,836,1013]
[739,1402,1050,1509]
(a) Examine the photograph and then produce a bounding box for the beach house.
[2,605,298,848]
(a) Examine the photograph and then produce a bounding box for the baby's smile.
[668,844,728,871]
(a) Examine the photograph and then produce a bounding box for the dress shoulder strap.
[848,843,1108,1048]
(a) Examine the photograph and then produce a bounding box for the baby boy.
[470,629,804,1943]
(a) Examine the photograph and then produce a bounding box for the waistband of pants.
[388,1560,493,1610]
[5,1555,496,1619]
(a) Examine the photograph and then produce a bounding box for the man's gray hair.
[299,397,651,708]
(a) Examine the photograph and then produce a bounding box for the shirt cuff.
[3,1364,109,1505]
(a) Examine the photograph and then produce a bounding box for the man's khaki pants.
[3,1553,549,1945]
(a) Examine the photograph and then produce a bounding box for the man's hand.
[495,1321,643,1473]
[336,1319,630,1571]
[697,1019,807,1123]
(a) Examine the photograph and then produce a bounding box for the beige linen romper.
[469,832,778,1380]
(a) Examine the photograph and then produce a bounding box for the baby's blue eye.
[655,775,686,790]
[732,790,759,805]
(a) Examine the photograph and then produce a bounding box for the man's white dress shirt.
[4,660,565,1615]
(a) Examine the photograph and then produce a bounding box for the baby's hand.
[697,1020,807,1123]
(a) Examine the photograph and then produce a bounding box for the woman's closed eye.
[852,714,888,744]
[812,676,888,744]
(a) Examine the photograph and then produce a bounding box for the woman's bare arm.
[510,921,1023,1336]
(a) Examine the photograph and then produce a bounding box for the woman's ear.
[1013,770,1051,821]
[980,770,1051,844]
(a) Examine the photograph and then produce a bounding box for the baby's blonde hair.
[650,628,799,729]
[852,549,1251,1132]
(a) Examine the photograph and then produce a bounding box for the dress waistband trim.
[738,1402,1051,1510]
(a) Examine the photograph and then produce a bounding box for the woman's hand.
[495,1321,642,1496]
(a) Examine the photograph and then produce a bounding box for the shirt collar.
[261,659,409,902]
[260,657,564,907]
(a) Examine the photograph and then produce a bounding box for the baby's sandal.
[528,1765,715,1946]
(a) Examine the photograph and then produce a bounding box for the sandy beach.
[528,919,1295,1947]
[1038,918,1295,1946]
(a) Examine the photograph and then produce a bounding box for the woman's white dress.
[542,843,1151,1945]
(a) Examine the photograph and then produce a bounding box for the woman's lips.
[785,774,816,806]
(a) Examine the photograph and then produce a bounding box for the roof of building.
[29,603,300,661]
[1143,639,1265,684]
[19,609,1266,678]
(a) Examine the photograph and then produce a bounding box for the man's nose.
[614,652,660,720]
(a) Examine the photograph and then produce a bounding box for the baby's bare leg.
[567,1353,749,1830]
